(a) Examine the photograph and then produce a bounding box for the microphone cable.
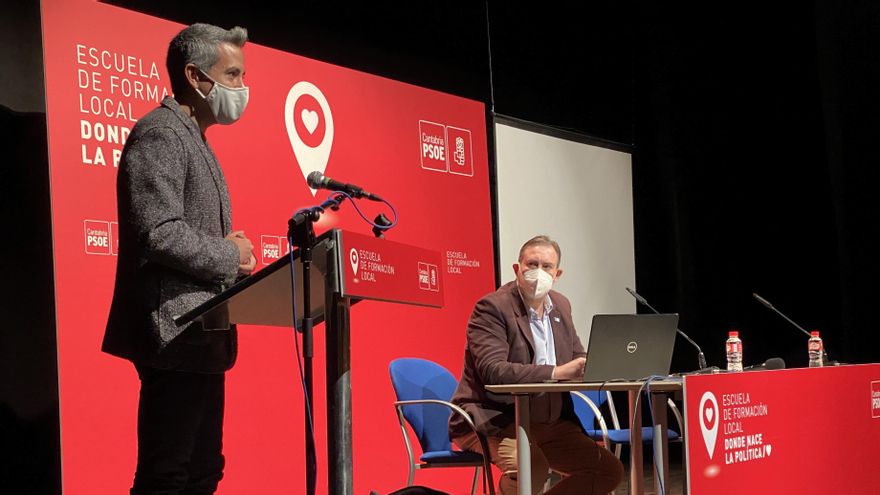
[328,190,399,232]
[286,233,316,495]
[631,374,676,495]
[284,190,399,495]
[284,190,400,495]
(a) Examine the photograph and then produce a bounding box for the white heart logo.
[349,248,359,276]
[301,109,319,134]
[285,81,334,196]
[699,391,719,460]
[765,445,772,456]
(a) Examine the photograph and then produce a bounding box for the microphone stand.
[752,293,834,365]
[288,192,347,495]
[626,288,709,371]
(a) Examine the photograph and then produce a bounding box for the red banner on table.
[338,230,444,308]
[684,364,880,494]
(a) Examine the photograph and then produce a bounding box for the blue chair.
[570,390,683,459]
[389,358,495,495]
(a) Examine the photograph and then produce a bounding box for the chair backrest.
[570,390,609,430]
[389,358,459,454]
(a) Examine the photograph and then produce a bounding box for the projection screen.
[495,120,636,347]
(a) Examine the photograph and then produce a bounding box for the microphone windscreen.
[764,357,786,370]
[752,293,772,308]
[306,171,324,188]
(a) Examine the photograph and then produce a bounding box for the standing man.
[449,236,624,495]
[103,23,255,494]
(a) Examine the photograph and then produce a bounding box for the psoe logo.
[699,391,720,459]
[418,121,474,177]
[872,381,880,418]
[261,235,290,266]
[417,262,440,292]
[84,219,112,255]
[446,126,473,177]
[110,221,119,255]
[419,120,448,172]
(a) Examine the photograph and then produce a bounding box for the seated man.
[449,235,624,495]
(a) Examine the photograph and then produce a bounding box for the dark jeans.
[131,366,226,495]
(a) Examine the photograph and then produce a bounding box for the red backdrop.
[41,1,495,493]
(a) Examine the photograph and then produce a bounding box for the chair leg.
[485,464,496,495]
[544,470,563,492]
[476,435,496,495]
[471,466,481,495]
[681,443,688,495]
[407,463,415,487]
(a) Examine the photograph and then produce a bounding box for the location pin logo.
[349,248,359,276]
[699,391,719,459]
[285,81,334,195]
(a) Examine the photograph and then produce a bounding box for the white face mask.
[522,268,554,302]
[196,70,249,125]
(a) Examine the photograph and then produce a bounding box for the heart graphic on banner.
[301,109,319,134]
[285,81,334,196]
[699,391,720,460]
[765,445,772,456]
[349,248,359,276]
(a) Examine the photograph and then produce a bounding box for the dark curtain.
[0,110,60,495]
[632,2,880,371]
[0,1,61,493]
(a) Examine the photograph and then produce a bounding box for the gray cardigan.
[103,97,240,365]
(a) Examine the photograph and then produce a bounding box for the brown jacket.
[449,281,587,439]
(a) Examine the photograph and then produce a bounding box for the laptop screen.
[581,314,679,382]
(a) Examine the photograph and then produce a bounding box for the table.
[485,380,682,495]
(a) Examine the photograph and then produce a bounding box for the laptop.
[579,314,679,382]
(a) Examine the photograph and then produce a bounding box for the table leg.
[628,389,644,495]
[515,394,531,495]
[651,393,670,495]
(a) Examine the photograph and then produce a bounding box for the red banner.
[339,230,445,308]
[684,364,880,494]
[41,1,495,493]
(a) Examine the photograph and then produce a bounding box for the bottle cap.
[728,330,739,338]
[810,330,820,337]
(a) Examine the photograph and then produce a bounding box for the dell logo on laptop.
[626,341,638,354]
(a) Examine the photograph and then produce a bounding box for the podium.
[176,228,445,495]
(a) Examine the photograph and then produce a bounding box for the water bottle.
[808,330,824,367]
[726,330,743,372]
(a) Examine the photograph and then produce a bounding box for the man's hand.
[551,357,586,380]
[226,230,253,265]
[238,253,257,276]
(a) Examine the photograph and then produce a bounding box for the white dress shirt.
[522,294,556,366]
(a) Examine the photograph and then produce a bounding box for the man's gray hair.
[518,235,562,266]
[167,23,248,95]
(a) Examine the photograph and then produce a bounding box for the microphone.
[751,293,810,338]
[751,293,833,364]
[743,357,786,371]
[306,171,383,201]
[625,287,708,370]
